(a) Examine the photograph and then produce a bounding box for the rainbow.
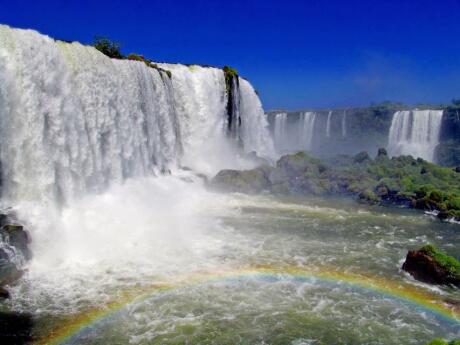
[40,265,460,344]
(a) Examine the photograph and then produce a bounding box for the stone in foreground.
[402,245,460,287]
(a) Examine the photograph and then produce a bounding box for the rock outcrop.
[402,245,460,287]
[210,150,460,221]
[0,213,31,295]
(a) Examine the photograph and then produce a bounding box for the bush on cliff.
[93,36,123,59]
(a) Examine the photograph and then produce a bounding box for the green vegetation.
[222,66,239,131]
[419,245,460,280]
[426,339,460,345]
[211,150,460,221]
[126,53,172,78]
[223,65,238,93]
[93,36,123,59]
[92,38,172,78]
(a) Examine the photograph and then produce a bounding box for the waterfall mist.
[0,24,275,307]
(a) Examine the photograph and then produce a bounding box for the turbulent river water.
[2,176,459,344]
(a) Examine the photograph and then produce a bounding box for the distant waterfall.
[326,111,332,137]
[0,25,275,205]
[388,110,443,162]
[274,113,288,151]
[299,112,316,150]
[341,111,347,138]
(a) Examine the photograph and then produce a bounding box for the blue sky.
[1,0,459,110]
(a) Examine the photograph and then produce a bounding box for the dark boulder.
[2,225,31,261]
[455,166,460,173]
[377,147,387,157]
[0,214,31,288]
[0,311,34,344]
[402,245,460,287]
[353,151,371,164]
[0,287,10,299]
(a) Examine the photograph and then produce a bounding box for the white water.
[299,111,316,150]
[326,111,332,137]
[0,24,276,301]
[0,25,274,206]
[239,78,276,160]
[388,110,443,162]
[341,110,347,138]
[274,112,288,152]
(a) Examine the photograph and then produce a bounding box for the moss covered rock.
[211,150,460,220]
[211,167,271,193]
[402,245,460,287]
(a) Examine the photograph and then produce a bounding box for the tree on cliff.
[93,36,123,59]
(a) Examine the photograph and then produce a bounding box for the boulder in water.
[402,245,460,287]
[210,167,271,193]
[0,214,31,287]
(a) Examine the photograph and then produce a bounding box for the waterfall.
[299,111,316,150]
[0,25,275,205]
[341,110,347,138]
[326,111,332,137]
[388,110,443,162]
[239,78,276,159]
[273,112,288,152]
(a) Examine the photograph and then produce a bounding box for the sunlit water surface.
[1,176,459,344]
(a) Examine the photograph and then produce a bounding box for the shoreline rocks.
[210,150,460,222]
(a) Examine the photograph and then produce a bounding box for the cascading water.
[0,25,276,309]
[0,25,274,206]
[326,110,332,137]
[341,110,347,138]
[273,112,288,152]
[388,110,443,162]
[239,78,276,159]
[299,111,316,150]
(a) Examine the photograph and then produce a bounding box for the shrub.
[93,36,123,59]
[420,245,460,279]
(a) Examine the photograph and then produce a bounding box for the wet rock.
[455,166,460,173]
[377,147,387,157]
[211,167,270,193]
[358,189,379,204]
[0,287,9,299]
[0,214,31,288]
[402,245,460,287]
[2,225,31,261]
[0,311,34,344]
